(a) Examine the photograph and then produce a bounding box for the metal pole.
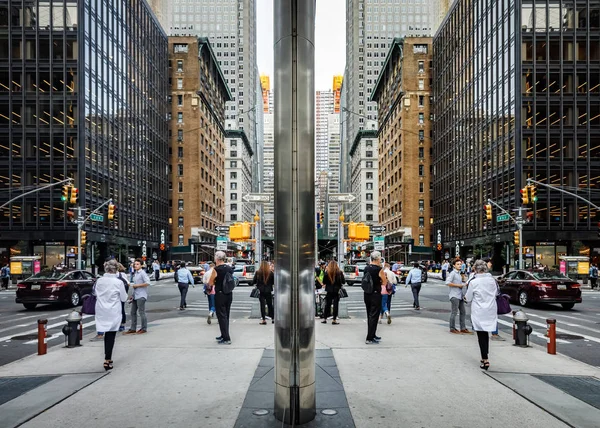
[517,207,523,269]
[0,178,72,210]
[76,207,83,270]
[274,0,316,424]
[337,204,344,264]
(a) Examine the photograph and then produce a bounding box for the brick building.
[371,37,433,260]
[168,37,231,257]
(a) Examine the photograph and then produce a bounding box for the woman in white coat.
[95,259,128,370]
[464,259,497,370]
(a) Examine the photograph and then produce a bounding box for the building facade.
[261,75,274,238]
[225,129,253,224]
[434,0,600,267]
[349,130,379,224]
[371,37,433,253]
[316,89,334,174]
[0,0,169,268]
[327,113,342,234]
[168,37,231,255]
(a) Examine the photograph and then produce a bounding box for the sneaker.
[210,311,215,318]
[215,336,223,341]
[122,330,137,335]
[450,329,461,334]
[217,339,231,345]
[378,319,382,324]
[491,334,505,341]
[89,335,104,342]
[118,326,125,332]
[136,329,147,334]
[374,335,382,340]
[365,340,379,345]
[179,307,185,311]
[460,329,474,335]
[386,311,392,324]
[207,314,212,325]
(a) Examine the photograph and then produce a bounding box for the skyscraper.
[316,90,334,174]
[261,76,275,239]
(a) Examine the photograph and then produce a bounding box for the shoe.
[207,315,212,325]
[272,319,274,324]
[460,329,474,335]
[216,336,223,341]
[211,311,215,318]
[321,319,327,324]
[386,311,392,324]
[332,320,340,325]
[374,335,382,340]
[184,303,187,308]
[365,340,379,344]
[450,329,461,334]
[217,339,231,345]
[122,330,137,335]
[491,334,505,341]
[103,360,113,371]
[480,361,490,371]
[413,303,416,308]
[260,320,267,325]
[179,307,184,311]
[90,335,104,342]
[136,329,147,334]
[415,306,420,310]
[118,325,125,332]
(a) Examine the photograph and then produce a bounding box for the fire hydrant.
[62,310,82,348]
[513,310,532,347]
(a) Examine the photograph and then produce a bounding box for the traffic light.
[320,212,324,224]
[347,222,357,240]
[520,186,530,205]
[241,222,252,240]
[69,187,78,205]
[316,212,321,229]
[484,204,492,220]
[107,203,115,220]
[230,223,242,240]
[80,230,87,245]
[529,185,537,203]
[513,230,520,246]
[357,223,370,241]
[61,185,70,201]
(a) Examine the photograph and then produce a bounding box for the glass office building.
[0,0,169,267]
[434,0,600,267]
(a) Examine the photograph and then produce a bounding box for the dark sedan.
[498,270,582,310]
[16,270,97,310]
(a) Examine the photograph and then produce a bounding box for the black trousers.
[591,277,598,289]
[477,331,489,360]
[215,292,233,341]
[154,270,160,281]
[411,283,422,307]
[178,283,189,308]
[121,302,126,325]
[1,277,8,288]
[323,292,340,319]
[259,291,274,320]
[104,331,117,360]
[363,293,381,341]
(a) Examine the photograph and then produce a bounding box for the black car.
[16,270,97,310]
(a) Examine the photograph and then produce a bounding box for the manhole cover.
[555,333,584,340]
[145,309,172,313]
[10,334,39,341]
[424,308,451,313]
[253,409,269,416]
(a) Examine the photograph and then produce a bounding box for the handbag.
[496,293,511,315]
[82,294,96,315]
[250,288,260,298]
[339,287,348,298]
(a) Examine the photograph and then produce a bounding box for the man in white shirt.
[123,259,150,334]
[152,260,160,281]
[383,263,397,316]
[441,261,449,281]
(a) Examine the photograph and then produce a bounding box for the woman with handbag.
[252,261,274,325]
[321,261,345,325]
[95,259,128,371]
[464,259,498,371]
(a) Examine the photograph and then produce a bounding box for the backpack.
[361,270,374,294]
[222,269,237,294]
[117,273,130,293]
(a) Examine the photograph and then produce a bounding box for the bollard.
[79,320,83,341]
[512,310,516,340]
[546,318,556,355]
[37,319,48,355]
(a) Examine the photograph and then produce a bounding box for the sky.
[256,0,347,91]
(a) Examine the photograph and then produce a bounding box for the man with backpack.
[589,263,598,290]
[361,251,388,344]
[1,264,10,290]
[208,251,236,345]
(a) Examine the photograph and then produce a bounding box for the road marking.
[24,320,98,344]
[500,315,600,344]
[497,319,571,344]
[0,315,94,343]
[0,313,50,323]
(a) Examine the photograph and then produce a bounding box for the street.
[2,277,600,368]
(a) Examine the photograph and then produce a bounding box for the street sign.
[497,213,510,222]
[215,226,230,232]
[436,229,442,245]
[217,236,227,251]
[242,193,271,203]
[374,236,385,251]
[90,213,104,222]
[371,225,386,233]
[328,193,356,203]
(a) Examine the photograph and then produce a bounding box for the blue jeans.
[207,294,215,313]
[381,294,389,314]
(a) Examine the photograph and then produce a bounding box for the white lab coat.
[464,273,497,332]
[95,273,128,332]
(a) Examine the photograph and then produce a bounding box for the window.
[177,129,183,141]
[231,214,238,221]
[418,95,424,107]
[178,199,184,211]
[174,44,188,53]
[419,199,424,210]
[366,150,373,157]
[419,147,424,158]
[366,214,374,221]
[419,234,425,246]
[413,44,428,54]
[366,182,373,190]
[366,193,373,201]
[418,113,424,124]
[178,165,184,176]
[419,217,424,227]
[419,165,424,176]
[178,234,184,246]
[177,112,183,123]
[231,193,237,200]
[230,161,237,167]
[178,217,184,227]
[178,182,183,192]
[419,182,424,192]
[366,204,373,211]
[366,140,373,147]
[230,140,237,147]
[178,147,183,158]
[419,130,424,140]
[418,79,425,90]
[366,161,373,168]
[231,203,237,211]
[230,150,237,157]
[230,182,237,190]
[177,95,183,106]
[177,60,184,72]
[366,172,373,179]
[230,172,237,179]
[177,78,183,89]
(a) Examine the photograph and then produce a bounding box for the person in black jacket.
[363,251,388,344]
[252,261,275,325]
[321,260,345,325]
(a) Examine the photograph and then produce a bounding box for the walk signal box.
[230,222,252,241]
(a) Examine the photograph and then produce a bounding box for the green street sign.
[496,213,510,222]
[90,213,104,222]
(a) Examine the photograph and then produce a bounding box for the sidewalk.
[1,314,599,427]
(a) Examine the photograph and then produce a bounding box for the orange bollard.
[37,319,48,355]
[512,310,516,340]
[546,318,556,355]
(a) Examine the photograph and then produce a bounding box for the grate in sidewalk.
[533,375,600,411]
[0,376,59,406]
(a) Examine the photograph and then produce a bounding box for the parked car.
[233,264,255,285]
[397,265,428,284]
[16,270,97,310]
[343,264,365,286]
[497,270,581,310]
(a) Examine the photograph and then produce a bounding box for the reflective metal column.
[273,0,316,424]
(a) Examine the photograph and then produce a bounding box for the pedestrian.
[446,258,472,334]
[363,251,387,344]
[116,263,130,331]
[253,261,275,325]
[321,260,345,325]
[314,261,325,317]
[176,262,194,310]
[464,259,498,370]
[441,260,449,281]
[123,258,150,335]
[94,259,128,371]
[1,263,10,290]
[208,251,234,345]
[203,262,216,324]
[405,262,423,310]
[129,261,135,282]
[589,263,598,290]
[152,260,160,281]
[383,262,397,321]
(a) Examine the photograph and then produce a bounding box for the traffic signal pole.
[0,178,73,210]
[526,178,600,210]
[76,198,114,270]
[486,199,523,269]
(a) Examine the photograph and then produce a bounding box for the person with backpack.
[208,251,236,345]
[362,251,387,344]
[1,264,10,290]
[253,261,275,325]
[321,260,345,325]
[589,263,598,290]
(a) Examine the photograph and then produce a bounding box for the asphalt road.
[2,276,600,368]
